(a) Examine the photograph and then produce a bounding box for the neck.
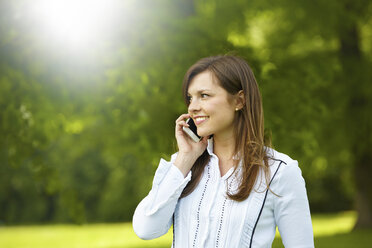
[213,134,236,161]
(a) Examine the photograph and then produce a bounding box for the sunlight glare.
[32,0,121,47]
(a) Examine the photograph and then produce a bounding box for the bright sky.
[29,0,125,50]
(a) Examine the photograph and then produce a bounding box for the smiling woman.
[132,55,314,247]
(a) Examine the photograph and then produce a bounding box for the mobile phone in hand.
[182,118,202,142]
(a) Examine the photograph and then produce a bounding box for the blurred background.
[1,0,371,246]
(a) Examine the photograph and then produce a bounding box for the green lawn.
[0,211,370,248]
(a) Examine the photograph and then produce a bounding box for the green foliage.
[1,0,371,224]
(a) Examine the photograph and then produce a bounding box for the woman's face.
[187,70,238,140]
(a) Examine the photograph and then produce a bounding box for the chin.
[197,129,212,138]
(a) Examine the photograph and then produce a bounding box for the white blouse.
[133,139,314,247]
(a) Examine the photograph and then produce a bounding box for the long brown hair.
[180,55,271,201]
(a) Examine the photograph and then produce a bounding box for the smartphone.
[182,118,202,142]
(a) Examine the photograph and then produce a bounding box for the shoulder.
[266,148,304,189]
[267,147,296,166]
[266,147,299,172]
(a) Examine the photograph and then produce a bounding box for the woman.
[132,55,314,247]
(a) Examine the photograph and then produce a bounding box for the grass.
[0,211,370,248]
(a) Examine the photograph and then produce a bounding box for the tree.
[230,0,372,228]
[1,0,371,226]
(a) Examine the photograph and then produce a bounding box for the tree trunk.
[354,151,372,228]
[338,16,372,229]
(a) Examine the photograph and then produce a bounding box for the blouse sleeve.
[273,160,314,248]
[132,154,192,240]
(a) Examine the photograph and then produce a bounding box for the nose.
[188,98,200,114]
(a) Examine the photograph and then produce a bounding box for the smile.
[194,116,209,125]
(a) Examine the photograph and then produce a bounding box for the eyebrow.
[187,89,212,95]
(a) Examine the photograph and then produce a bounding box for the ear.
[235,90,245,110]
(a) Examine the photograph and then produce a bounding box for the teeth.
[195,117,208,121]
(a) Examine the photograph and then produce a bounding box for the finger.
[175,122,190,137]
[177,120,189,127]
[175,113,190,123]
[175,121,189,132]
[201,136,209,144]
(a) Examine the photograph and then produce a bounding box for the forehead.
[188,71,222,94]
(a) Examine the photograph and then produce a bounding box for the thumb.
[201,136,209,145]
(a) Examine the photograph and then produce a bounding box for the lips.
[193,116,209,125]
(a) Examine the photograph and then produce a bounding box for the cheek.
[218,99,235,113]
[212,103,235,121]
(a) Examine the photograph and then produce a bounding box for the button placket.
[200,157,221,247]
[192,164,211,247]
[215,166,240,247]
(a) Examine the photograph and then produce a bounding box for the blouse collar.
[207,137,214,155]
[206,137,241,160]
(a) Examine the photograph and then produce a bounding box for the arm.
[132,156,191,240]
[274,161,314,248]
[133,114,208,240]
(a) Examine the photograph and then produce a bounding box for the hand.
[174,114,208,176]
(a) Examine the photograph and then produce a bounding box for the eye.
[187,95,192,102]
[201,93,209,98]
